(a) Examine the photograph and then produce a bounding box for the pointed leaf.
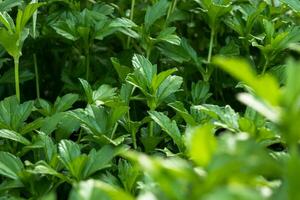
[0,129,30,145]
[148,111,185,152]
[0,151,24,180]
[144,0,169,30]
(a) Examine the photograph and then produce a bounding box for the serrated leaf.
[0,151,24,180]
[281,0,300,12]
[53,93,79,113]
[148,111,185,152]
[168,101,197,126]
[144,0,169,30]
[93,85,117,106]
[0,0,22,12]
[79,78,93,104]
[16,2,44,34]
[52,20,79,41]
[156,27,181,45]
[83,145,126,178]
[58,140,81,172]
[0,129,30,145]
[132,54,156,88]
[152,68,177,91]
[111,58,132,82]
[156,75,183,104]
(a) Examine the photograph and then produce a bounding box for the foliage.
[0,0,299,199]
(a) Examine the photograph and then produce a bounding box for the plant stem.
[111,123,118,139]
[207,28,215,64]
[85,51,90,81]
[14,57,20,102]
[204,28,215,81]
[262,57,269,74]
[149,121,154,137]
[33,53,40,99]
[166,0,177,20]
[132,130,137,149]
[146,44,153,59]
[126,0,136,48]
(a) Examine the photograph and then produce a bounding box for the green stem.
[166,0,177,20]
[146,44,153,59]
[207,28,215,64]
[14,57,20,102]
[111,123,118,139]
[131,130,137,149]
[262,57,269,74]
[204,28,215,81]
[149,105,155,137]
[126,0,136,48]
[127,112,138,149]
[33,53,40,99]
[85,51,90,81]
[149,121,154,137]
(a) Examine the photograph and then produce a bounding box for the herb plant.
[0,0,299,199]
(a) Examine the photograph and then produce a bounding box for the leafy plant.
[0,1,44,101]
[0,0,299,199]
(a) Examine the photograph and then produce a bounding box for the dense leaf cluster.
[0,0,300,199]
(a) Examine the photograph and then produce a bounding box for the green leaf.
[111,58,132,82]
[58,139,82,175]
[53,93,79,113]
[132,54,156,88]
[156,75,183,104]
[0,11,15,32]
[148,111,185,152]
[0,96,34,131]
[83,145,126,178]
[152,68,177,92]
[70,106,107,136]
[196,0,232,28]
[191,81,211,104]
[110,18,139,39]
[195,104,240,130]
[213,56,281,106]
[168,101,197,126]
[0,129,30,145]
[11,100,34,131]
[79,78,93,104]
[0,29,19,58]
[32,161,65,180]
[237,93,280,122]
[108,105,129,129]
[37,131,57,164]
[281,0,300,12]
[156,27,181,45]
[93,85,117,106]
[0,151,24,179]
[117,160,140,193]
[16,2,44,34]
[186,124,216,166]
[69,179,135,200]
[20,117,44,134]
[0,0,22,12]
[52,20,79,41]
[40,113,64,134]
[0,68,34,84]
[144,0,169,30]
